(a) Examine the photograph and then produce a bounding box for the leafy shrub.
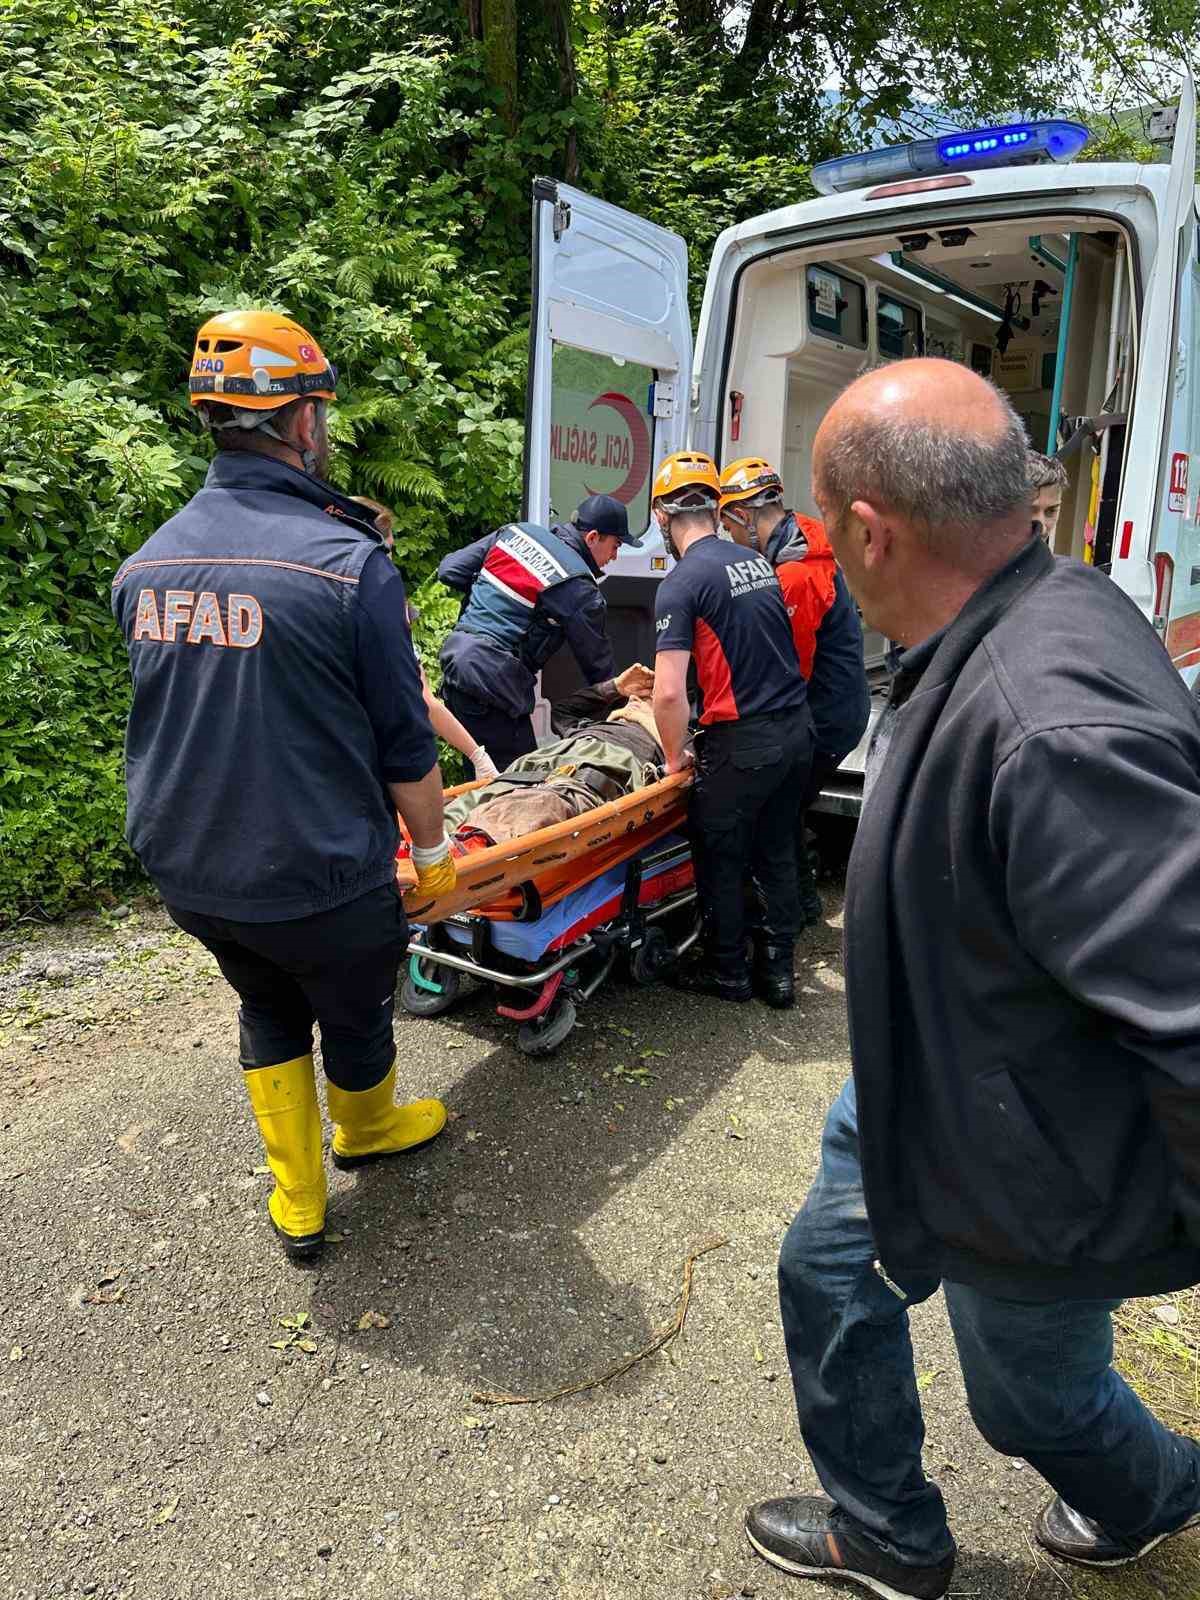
[0,0,1186,919]
[0,610,133,919]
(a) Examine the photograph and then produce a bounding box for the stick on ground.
[471,1234,730,1406]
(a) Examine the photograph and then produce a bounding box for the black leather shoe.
[746,1497,954,1599]
[670,961,753,1002]
[1035,1494,1200,1568]
[752,941,795,1009]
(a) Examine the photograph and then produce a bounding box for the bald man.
[745,360,1200,1598]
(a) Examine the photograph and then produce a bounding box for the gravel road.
[2,883,1196,1600]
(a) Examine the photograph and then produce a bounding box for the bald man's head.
[814,359,1032,569]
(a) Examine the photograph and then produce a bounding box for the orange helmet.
[719,457,785,512]
[651,450,720,512]
[187,310,337,413]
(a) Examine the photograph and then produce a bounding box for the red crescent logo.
[298,343,317,362]
[585,391,652,504]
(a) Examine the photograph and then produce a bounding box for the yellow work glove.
[410,837,458,899]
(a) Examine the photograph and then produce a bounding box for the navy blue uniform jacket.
[112,453,435,922]
[437,522,614,717]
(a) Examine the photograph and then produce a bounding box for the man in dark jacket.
[113,310,454,1263]
[437,493,641,769]
[745,359,1200,1598]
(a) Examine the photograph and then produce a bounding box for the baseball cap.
[572,494,643,548]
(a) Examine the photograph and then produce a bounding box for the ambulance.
[525,79,1198,814]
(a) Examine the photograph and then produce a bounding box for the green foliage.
[0,609,132,918]
[0,0,1191,919]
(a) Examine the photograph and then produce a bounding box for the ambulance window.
[549,346,655,532]
[806,266,867,348]
[877,293,924,360]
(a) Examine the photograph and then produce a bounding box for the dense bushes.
[0,0,1189,920]
[0,3,531,919]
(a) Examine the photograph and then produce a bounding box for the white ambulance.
[525,82,1198,814]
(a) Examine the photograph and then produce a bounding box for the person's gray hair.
[1027,450,1069,492]
[817,378,1032,559]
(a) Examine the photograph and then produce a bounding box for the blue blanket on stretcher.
[435,835,692,964]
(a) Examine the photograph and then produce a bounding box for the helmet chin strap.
[204,402,324,477]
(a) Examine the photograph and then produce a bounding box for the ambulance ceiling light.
[873,254,1004,323]
[812,120,1090,196]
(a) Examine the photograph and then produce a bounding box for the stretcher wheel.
[400,958,463,1017]
[630,927,671,986]
[516,996,577,1057]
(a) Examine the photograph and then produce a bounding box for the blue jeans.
[778,1079,1200,1566]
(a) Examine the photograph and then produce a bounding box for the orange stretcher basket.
[397,770,693,925]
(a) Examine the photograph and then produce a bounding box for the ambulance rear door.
[1109,75,1197,618]
[524,179,693,706]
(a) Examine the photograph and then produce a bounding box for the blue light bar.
[811,119,1090,196]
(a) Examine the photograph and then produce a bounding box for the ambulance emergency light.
[811,120,1090,196]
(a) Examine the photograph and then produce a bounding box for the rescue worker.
[651,452,813,1007]
[719,458,869,924]
[112,310,455,1262]
[436,493,642,769]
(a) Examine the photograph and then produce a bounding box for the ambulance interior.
[721,217,1135,669]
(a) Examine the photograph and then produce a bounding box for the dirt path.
[2,897,1197,1600]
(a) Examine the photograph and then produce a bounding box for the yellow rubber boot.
[327,1064,447,1170]
[243,1055,327,1259]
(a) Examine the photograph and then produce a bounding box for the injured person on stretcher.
[442,667,662,847]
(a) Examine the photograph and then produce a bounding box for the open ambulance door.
[1109,75,1197,627]
[523,179,693,713]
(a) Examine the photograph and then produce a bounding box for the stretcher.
[396,773,698,1055]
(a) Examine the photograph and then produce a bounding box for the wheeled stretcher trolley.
[396,773,697,1055]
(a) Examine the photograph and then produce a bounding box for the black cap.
[572,493,643,548]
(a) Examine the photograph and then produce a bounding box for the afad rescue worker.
[436,493,642,770]
[651,453,813,1007]
[112,311,454,1262]
[719,458,869,924]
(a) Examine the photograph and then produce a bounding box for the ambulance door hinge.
[552,199,571,241]
[651,380,676,419]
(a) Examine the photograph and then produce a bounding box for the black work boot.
[746,1496,954,1599]
[752,939,795,1009]
[670,953,753,1003]
[1035,1495,1200,1568]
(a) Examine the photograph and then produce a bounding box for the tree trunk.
[482,0,519,130]
[547,0,580,182]
[737,0,779,72]
[676,0,719,35]
[460,0,483,39]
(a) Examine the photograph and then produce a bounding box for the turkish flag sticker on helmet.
[298,344,317,362]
